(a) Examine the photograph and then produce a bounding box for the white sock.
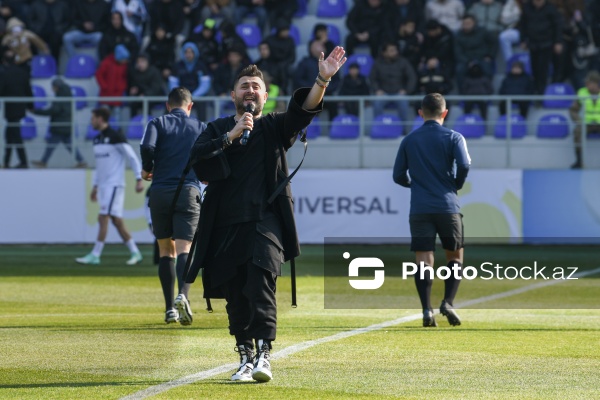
[125,239,139,254]
[91,241,104,257]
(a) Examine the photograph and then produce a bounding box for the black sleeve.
[278,87,324,150]
[190,119,226,161]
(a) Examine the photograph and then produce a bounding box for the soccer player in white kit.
[76,108,145,265]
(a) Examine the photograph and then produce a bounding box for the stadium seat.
[236,23,262,48]
[70,86,87,110]
[411,115,424,132]
[329,114,359,139]
[536,113,570,138]
[370,114,402,139]
[31,54,57,78]
[31,85,48,110]
[494,114,527,139]
[20,116,37,140]
[64,54,97,78]
[295,0,308,17]
[126,114,146,139]
[344,54,374,77]
[453,114,486,138]
[505,53,532,75]
[270,24,301,46]
[306,116,322,139]
[543,83,575,109]
[316,0,347,18]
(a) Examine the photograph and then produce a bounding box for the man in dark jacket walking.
[0,47,32,168]
[31,79,86,168]
[187,47,347,383]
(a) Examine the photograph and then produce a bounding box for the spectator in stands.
[569,70,600,168]
[218,20,250,64]
[570,8,598,89]
[346,0,393,58]
[339,62,371,116]
[235,0,268,35]
[461,60,493,120]
[266,0,298,30]
[96,44,130,122]
[261,70,285,114]
[0,47,32,168]
[393,19,423,71]
[212,46,250,97]
[498,0,523,62]
[418,57,453,96]
[468,0,503,35]
[293,39,341,121]
[185,18,220,73]
[1,17,49,73]
[30,79,87,169]
[111,0,147,43]
[28,0,71,63]
[420,19,455,78]
[128,53,166,117]
[200,0,235,25]
[313,23,336,56]
[454,14,497,90]
[172,42,212,118]
[145,23,175,81]
[99,11,139,61]
[264,19,296,91]
[550,2,589,87]
[498,60,535,118]
[0,1,28,31]
[370,41,417,125]
[255,40,287,93]
[149,0,186,55]
[518,0,563,95]
[182,0,203,30]
[392,0,426,33]
[425,0,465,32]
[62,0,111,59]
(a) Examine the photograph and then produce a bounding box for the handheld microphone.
[240,103,255,145]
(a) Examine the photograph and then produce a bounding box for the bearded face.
[232,76,267,116]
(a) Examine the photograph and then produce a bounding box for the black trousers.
[221,260,277,343]
[530,47,554,95]
[4,117,27,167]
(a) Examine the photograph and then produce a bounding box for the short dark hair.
[92,107,111,122]
[232,64,264,90]
[420,93,446,118]
[167,87,192,107]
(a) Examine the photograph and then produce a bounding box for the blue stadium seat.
[370,114,402,139]
[65,54,97,78]
[126,115,146,139]
[20,116,37,140]
[31,55,57,78]
[411,115,424,132]
[70,86,87,110]
[236,23,262,48]
[344,54,374,77]
[330,114,359,139]
[494,114,527,139]
[536,113,570,138]
[31,85,48,110]
[316,0,347,18]
[505,52,532,75]
[295,0,308,17]
[543,83,575,109]
[453,114,486,138]
[270,24,301,46]
[306,116,322,139]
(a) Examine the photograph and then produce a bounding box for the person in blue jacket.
[393,92,471,328]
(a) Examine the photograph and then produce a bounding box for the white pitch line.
[121,266,600,400]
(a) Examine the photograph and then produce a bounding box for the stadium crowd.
[1,0,600,168]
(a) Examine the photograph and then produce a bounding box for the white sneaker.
[231,345,254,382]
[164,309,179,324]
[252,340,272,382]
[174,293,193,326]
[126,251,143,265]
[75,253,100,265]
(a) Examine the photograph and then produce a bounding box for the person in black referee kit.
[393,93,471,327]
[186,47,347,382]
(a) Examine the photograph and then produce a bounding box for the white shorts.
[98,186,124,218]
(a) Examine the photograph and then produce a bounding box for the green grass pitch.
[0,244,599,399]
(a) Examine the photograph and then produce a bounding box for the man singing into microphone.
[186,47,347,382]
